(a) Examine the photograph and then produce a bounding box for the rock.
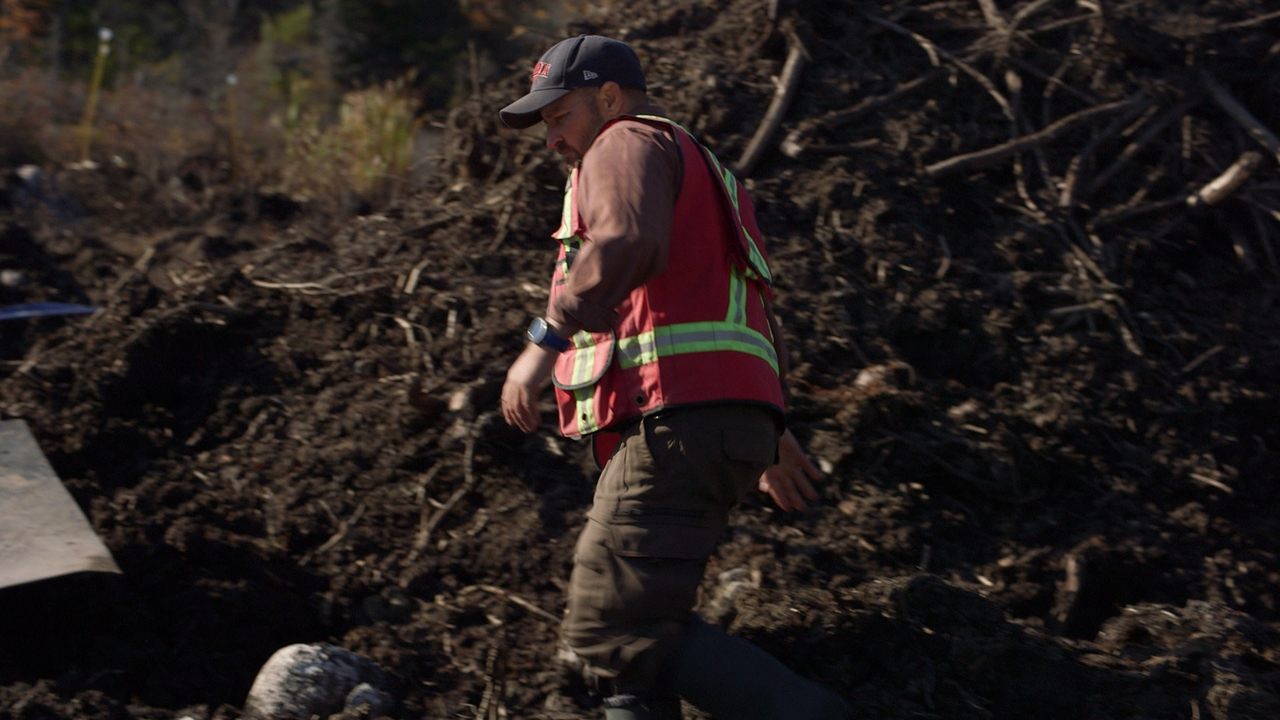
[853,361,915,394]
[242,643,391,720]
[704,566,759,625]
[344,682,394,717]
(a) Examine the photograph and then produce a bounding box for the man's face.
[540,88,605,166]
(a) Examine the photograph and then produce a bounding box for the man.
[498,35,850,720]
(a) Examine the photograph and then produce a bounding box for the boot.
[603,694,683,720]
[670,618,851,720]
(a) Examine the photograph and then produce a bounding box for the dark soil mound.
[2,1,1278,718]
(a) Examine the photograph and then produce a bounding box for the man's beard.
[565,105,606,168]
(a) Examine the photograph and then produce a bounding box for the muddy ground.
[2,1,1279,718]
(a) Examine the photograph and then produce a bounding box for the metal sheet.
[0,420,120,588]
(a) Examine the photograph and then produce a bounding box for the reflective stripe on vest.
[727,267,746,325]
[616,321,778,372]
[550,116,780,437]
[570,385,595,433]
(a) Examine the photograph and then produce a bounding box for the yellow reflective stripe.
[616,322,779,374]
[711,157,772,283]
[559,235,578,276]
[570,332,597,384]
[566,333,599,433]
[553,175,575,240]
[726,269,746,325]
[718,162,739,210]
[572,386,597,434]
[742,229,771,283]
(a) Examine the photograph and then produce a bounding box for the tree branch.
[925,96,1142,178]
[1200,70,1280,165]
[1187,151,1263,207]
[735,31,809,177]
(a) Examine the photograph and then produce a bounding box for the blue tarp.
[0,302,98,321]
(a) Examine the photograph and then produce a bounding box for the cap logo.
[583,70,599,81]
[531,62,551,81]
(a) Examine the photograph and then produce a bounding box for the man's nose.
[546,129,562,152]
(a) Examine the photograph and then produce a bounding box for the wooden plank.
[0,420,120,588]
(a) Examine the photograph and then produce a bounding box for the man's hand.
[758,428,823,512]
[501,343,557,433]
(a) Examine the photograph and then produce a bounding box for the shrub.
[281,73,420,212]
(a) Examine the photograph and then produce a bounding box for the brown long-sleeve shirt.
[545,105,681,336]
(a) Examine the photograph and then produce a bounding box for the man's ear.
[598,81,623,115]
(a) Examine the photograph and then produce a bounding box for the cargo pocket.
[719,426,778,504]
[608,521,719,561]
[721,428,777,467]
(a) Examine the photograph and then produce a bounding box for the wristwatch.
[526,317,570,352]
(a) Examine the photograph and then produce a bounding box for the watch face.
[527,318,568,351]
[527,318,547,343]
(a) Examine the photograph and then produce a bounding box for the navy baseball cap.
[500,35,646,129]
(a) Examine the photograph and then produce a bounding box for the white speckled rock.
[243,643,390,720]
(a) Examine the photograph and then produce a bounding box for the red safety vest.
[548,114,784,465]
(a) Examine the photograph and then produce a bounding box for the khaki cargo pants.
[562,404,779,696]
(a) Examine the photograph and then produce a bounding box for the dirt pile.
[2,1,1278,718]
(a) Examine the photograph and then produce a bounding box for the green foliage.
[261,3,312,48]
[2,0,556,217]
[257,4,332,130]
[281,73,421,211]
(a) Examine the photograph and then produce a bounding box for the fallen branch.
[1084,97,1199,196]
[864,12,1013,120]
[1029,13,1097,36]
[734,31,808,177]
[242,265,391,294]
[402,257,431,294]
[1190,472,1233,495]
[406,465,445,562]
[85,245,157,327]
[782,70,942,157]
[977,0,1008,32]
[1009,55,1096,107]
[459,584,560,624]
[475,632,508,720]
[925,96,1141,178]
[1092,195,1184,228]
[393,316,419,352]
[1200,70,1280,164]
[783,138,882,157]
[1204,8,1280,34]
[309,502,366,558]
[414,414,488,554]
[486,203,515,251]
[1011,0,1065,30]
[1180,344,1224,375]
[1187,151,1263,207]
[1059,93,1156,207]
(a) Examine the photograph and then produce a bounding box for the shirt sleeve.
[547,121,681,335]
